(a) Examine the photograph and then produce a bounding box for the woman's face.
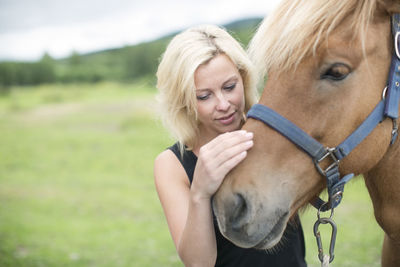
[194,53,245,140]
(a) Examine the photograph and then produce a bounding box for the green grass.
[0,83,383,266]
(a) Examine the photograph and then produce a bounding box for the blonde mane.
[248,0,379,79]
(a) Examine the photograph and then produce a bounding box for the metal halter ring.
[317,202,334,221]
[395,32,400,59]
[382,86,388,100]
[330,191,344,206]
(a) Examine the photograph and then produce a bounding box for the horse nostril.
[230,193,250,231]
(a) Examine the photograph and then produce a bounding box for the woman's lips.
[217,112,236,125]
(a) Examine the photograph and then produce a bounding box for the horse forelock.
[248,0,378,81]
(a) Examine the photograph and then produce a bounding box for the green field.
[0,83,383,266]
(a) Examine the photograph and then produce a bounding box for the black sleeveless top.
[168,143,307,267]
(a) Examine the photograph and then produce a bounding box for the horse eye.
[321,63,351,81]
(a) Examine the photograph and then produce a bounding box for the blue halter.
[247,14,400,212]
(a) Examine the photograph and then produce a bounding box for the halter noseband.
[247,14,400,212]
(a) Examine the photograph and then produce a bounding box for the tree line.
[0,40,167,87]
[0,18,261,88]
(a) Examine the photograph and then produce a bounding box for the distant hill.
[0,17,262,87]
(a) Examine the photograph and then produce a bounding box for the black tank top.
[168,143,307,267]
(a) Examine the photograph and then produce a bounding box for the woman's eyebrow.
[222,75,238,86]
[195,88,211,92]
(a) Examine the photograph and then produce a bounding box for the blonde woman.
[154,25,306,267]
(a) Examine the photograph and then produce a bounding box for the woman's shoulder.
[154,149,178,172]
[154,146,189,187]
[155,142,181,166]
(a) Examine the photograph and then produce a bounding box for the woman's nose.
[216,95,230,111]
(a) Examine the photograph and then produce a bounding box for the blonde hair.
[248,0,378,79]
[156,25,258,152]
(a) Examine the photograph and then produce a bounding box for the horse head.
[213,0,400,250]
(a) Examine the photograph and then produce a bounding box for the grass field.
[0,82,383,266]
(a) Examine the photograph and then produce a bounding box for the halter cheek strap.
[385,13,400,122]
[247,13,400,212]
[385,13,400,144]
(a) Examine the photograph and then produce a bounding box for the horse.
[212,0,400,266]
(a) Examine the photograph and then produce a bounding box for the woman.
[154,25,307,267]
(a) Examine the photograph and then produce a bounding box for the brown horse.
[212,0,400,266]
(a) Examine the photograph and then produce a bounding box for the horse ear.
[378,0,400,14]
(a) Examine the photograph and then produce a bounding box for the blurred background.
[0,0,383,266]
[0,0,278,85]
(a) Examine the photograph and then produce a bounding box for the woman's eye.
[196,94,210,101]
[224,83,236,91]
[321,63,351,81]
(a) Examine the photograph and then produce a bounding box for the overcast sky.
[0,0,281,61]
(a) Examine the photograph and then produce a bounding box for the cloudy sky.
[0,0,281,61]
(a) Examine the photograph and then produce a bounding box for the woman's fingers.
[192,130,254,198]
[201,130,253,160]
[217,150,248,178]
[198,131,253,178]
[215,139,253,163]
[212,138,253,177]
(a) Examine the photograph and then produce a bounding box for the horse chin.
[254,211,288,249]
[217,207,290,250]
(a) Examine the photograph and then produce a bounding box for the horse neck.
[364,131,400,210]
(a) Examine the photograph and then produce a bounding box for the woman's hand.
[191,130,253,200]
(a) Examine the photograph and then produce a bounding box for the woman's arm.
[154,130,253,267]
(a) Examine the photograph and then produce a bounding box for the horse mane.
[248,0,379,79]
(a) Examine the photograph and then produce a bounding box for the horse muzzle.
[212,188,291,249]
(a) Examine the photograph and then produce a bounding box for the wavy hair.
[156,25,258,153]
